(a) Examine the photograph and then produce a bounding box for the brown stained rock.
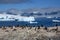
[0,38,4,40]
[2,27,6,30]
[12,29,17,31]
[5,30,9,32]
[57,26,60,31]
[10,27,13,29]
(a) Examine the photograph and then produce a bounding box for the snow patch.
[46,16,52,18]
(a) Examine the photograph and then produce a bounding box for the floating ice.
[52,20,60,22]
[29,21,38,24]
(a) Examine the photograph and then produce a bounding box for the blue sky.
[0,0,60,11]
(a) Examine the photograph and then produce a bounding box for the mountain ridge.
[0,8,60,17]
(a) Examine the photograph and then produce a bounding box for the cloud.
[0,0,30,4]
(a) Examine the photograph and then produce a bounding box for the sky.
[0,0,60,11]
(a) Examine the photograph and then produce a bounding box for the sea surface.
[0,17,60,27]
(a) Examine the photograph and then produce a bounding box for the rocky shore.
[0,26,60,40]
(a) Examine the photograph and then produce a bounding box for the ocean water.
[0,17,60,27]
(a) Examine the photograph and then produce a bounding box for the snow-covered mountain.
[0,8,60,21]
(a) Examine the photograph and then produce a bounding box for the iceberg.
[0,13,35,22]
[18,16,35,22]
